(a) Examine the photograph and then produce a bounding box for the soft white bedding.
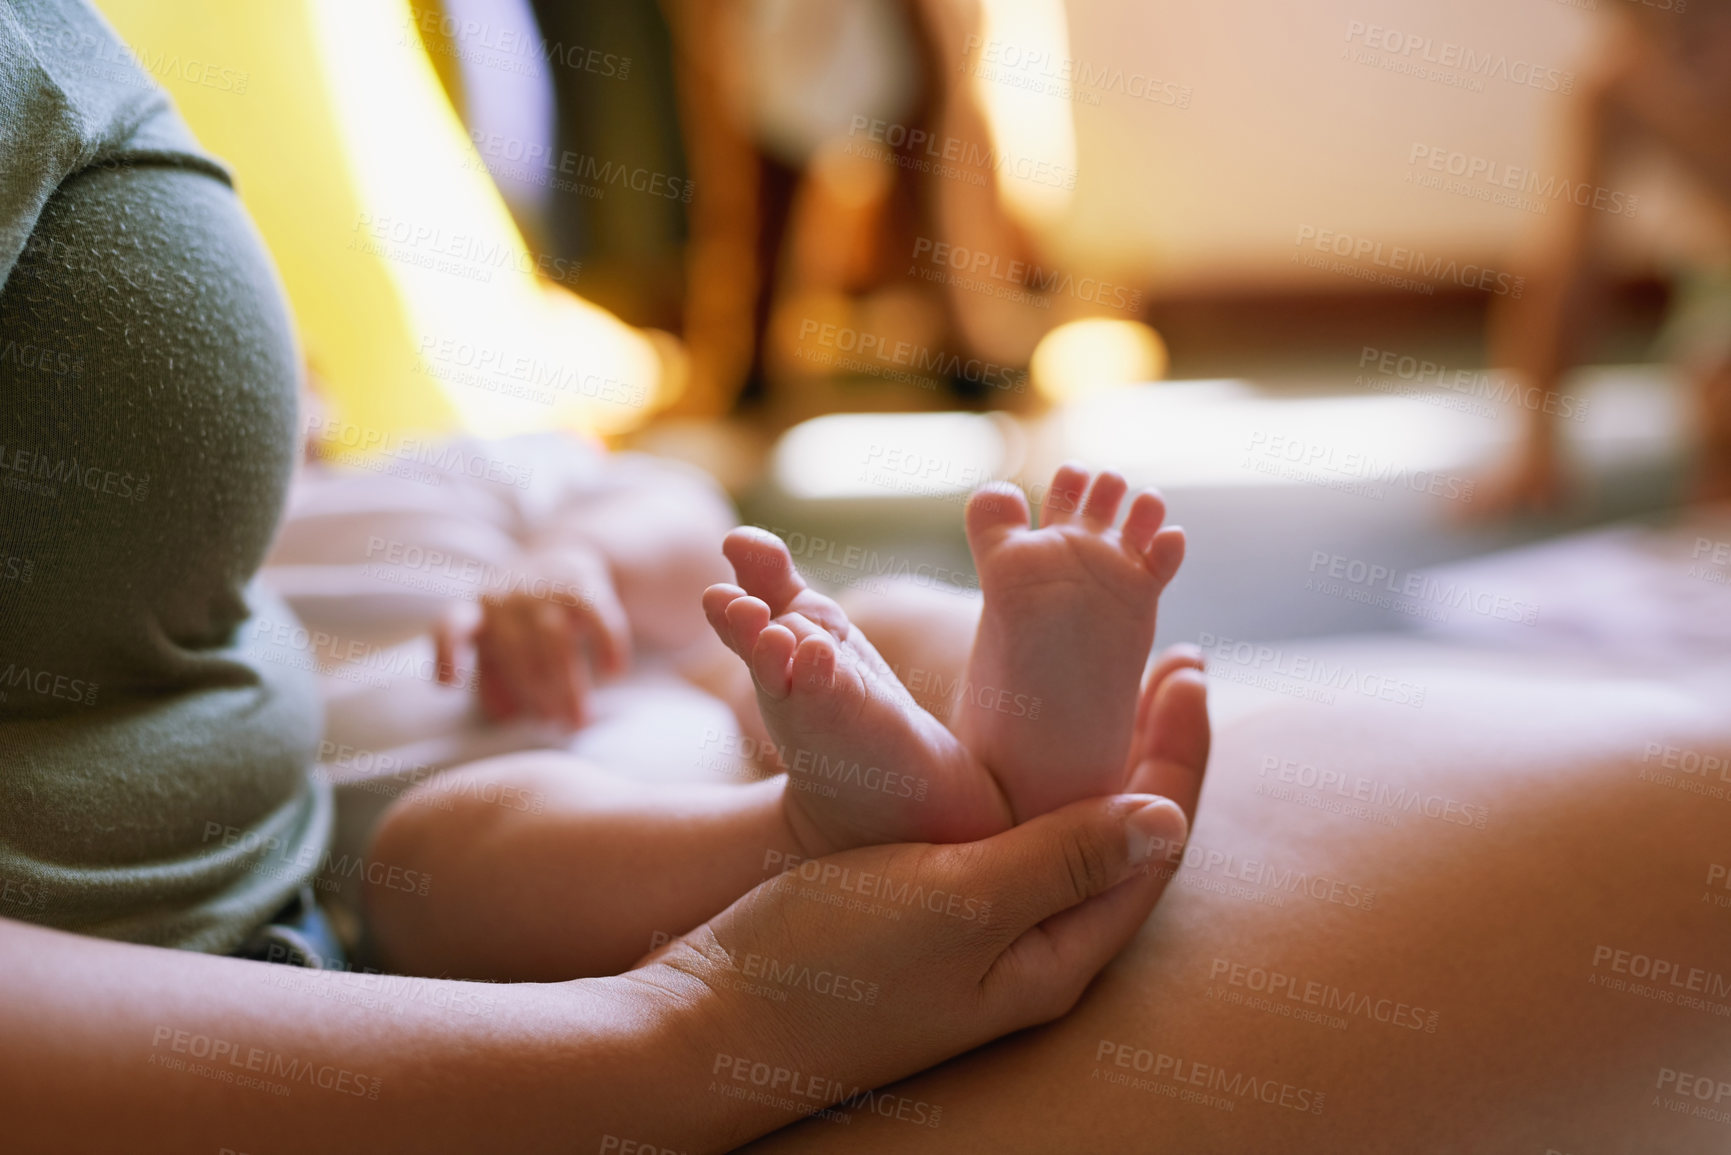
[1409,504,1731,670]
[1201,506,1731,727]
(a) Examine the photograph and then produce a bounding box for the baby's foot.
[703,528,1011,857]
[955,465,1186,822]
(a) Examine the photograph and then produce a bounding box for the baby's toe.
[1120,490,1168,556]
[703,583,748,651]
[723,527,809,614]
[789,632,839,695]
[750,623,799,699]
[1081,470,1129,531]
[965,483,1032,553]
[723,594,774,656]
[1141,525,1187,587]
[1040,462,1091,526]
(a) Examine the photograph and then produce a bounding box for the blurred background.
[94,0,1731,646]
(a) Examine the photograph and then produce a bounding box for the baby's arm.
[529,453,735,655]
[437,453,738,726]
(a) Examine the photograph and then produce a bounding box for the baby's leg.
[366,750,807,981]
[841,577,1209,820]
[679,571,985,777]
[955,466,1186,822]
[704,529,1012,857]
[364,560,1208,985]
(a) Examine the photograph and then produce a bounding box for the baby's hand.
[436,544,631,728]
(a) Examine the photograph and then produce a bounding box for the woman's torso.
[745,647,1731,1153]
[0,0,328,952]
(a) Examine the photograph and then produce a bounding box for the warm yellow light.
[305,0,661,439]
[970,0,1077,227]
[774,412,1016,500]
[1029,319,1168,404]
[95,0,664,442]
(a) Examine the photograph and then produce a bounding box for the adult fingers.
[969,795,1187,1024]
[966,794,1185,949]
[1132,644,1205,746]
[1124,669,1210,823]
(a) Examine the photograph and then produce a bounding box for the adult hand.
[435,543,631,727]
[1124,643,1212,823]
[636,792,1190,1132]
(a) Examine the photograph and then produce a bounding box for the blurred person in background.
[1486,1,1731,513]
[651,0,1070,418]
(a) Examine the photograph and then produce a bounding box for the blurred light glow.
[1052,380,1484,489]
[308,0,665,439]
[103,0,666,442]
[733,0,919,165]
[972,0,1077,226]
[774,412,1013,500]
[1030,319,1168,403]
[440,0,557,228]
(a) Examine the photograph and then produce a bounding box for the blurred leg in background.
[1484,4,1731,514]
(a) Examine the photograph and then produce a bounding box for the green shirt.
[0,0,330,952]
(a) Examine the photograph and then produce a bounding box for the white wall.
[1046,0,1612,288]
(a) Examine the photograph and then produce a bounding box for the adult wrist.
[608,949,805,1151]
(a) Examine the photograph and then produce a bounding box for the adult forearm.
[4,793,1195,1153]
[0,918,778,1154]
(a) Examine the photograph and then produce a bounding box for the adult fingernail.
[1126,797,1186,866]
